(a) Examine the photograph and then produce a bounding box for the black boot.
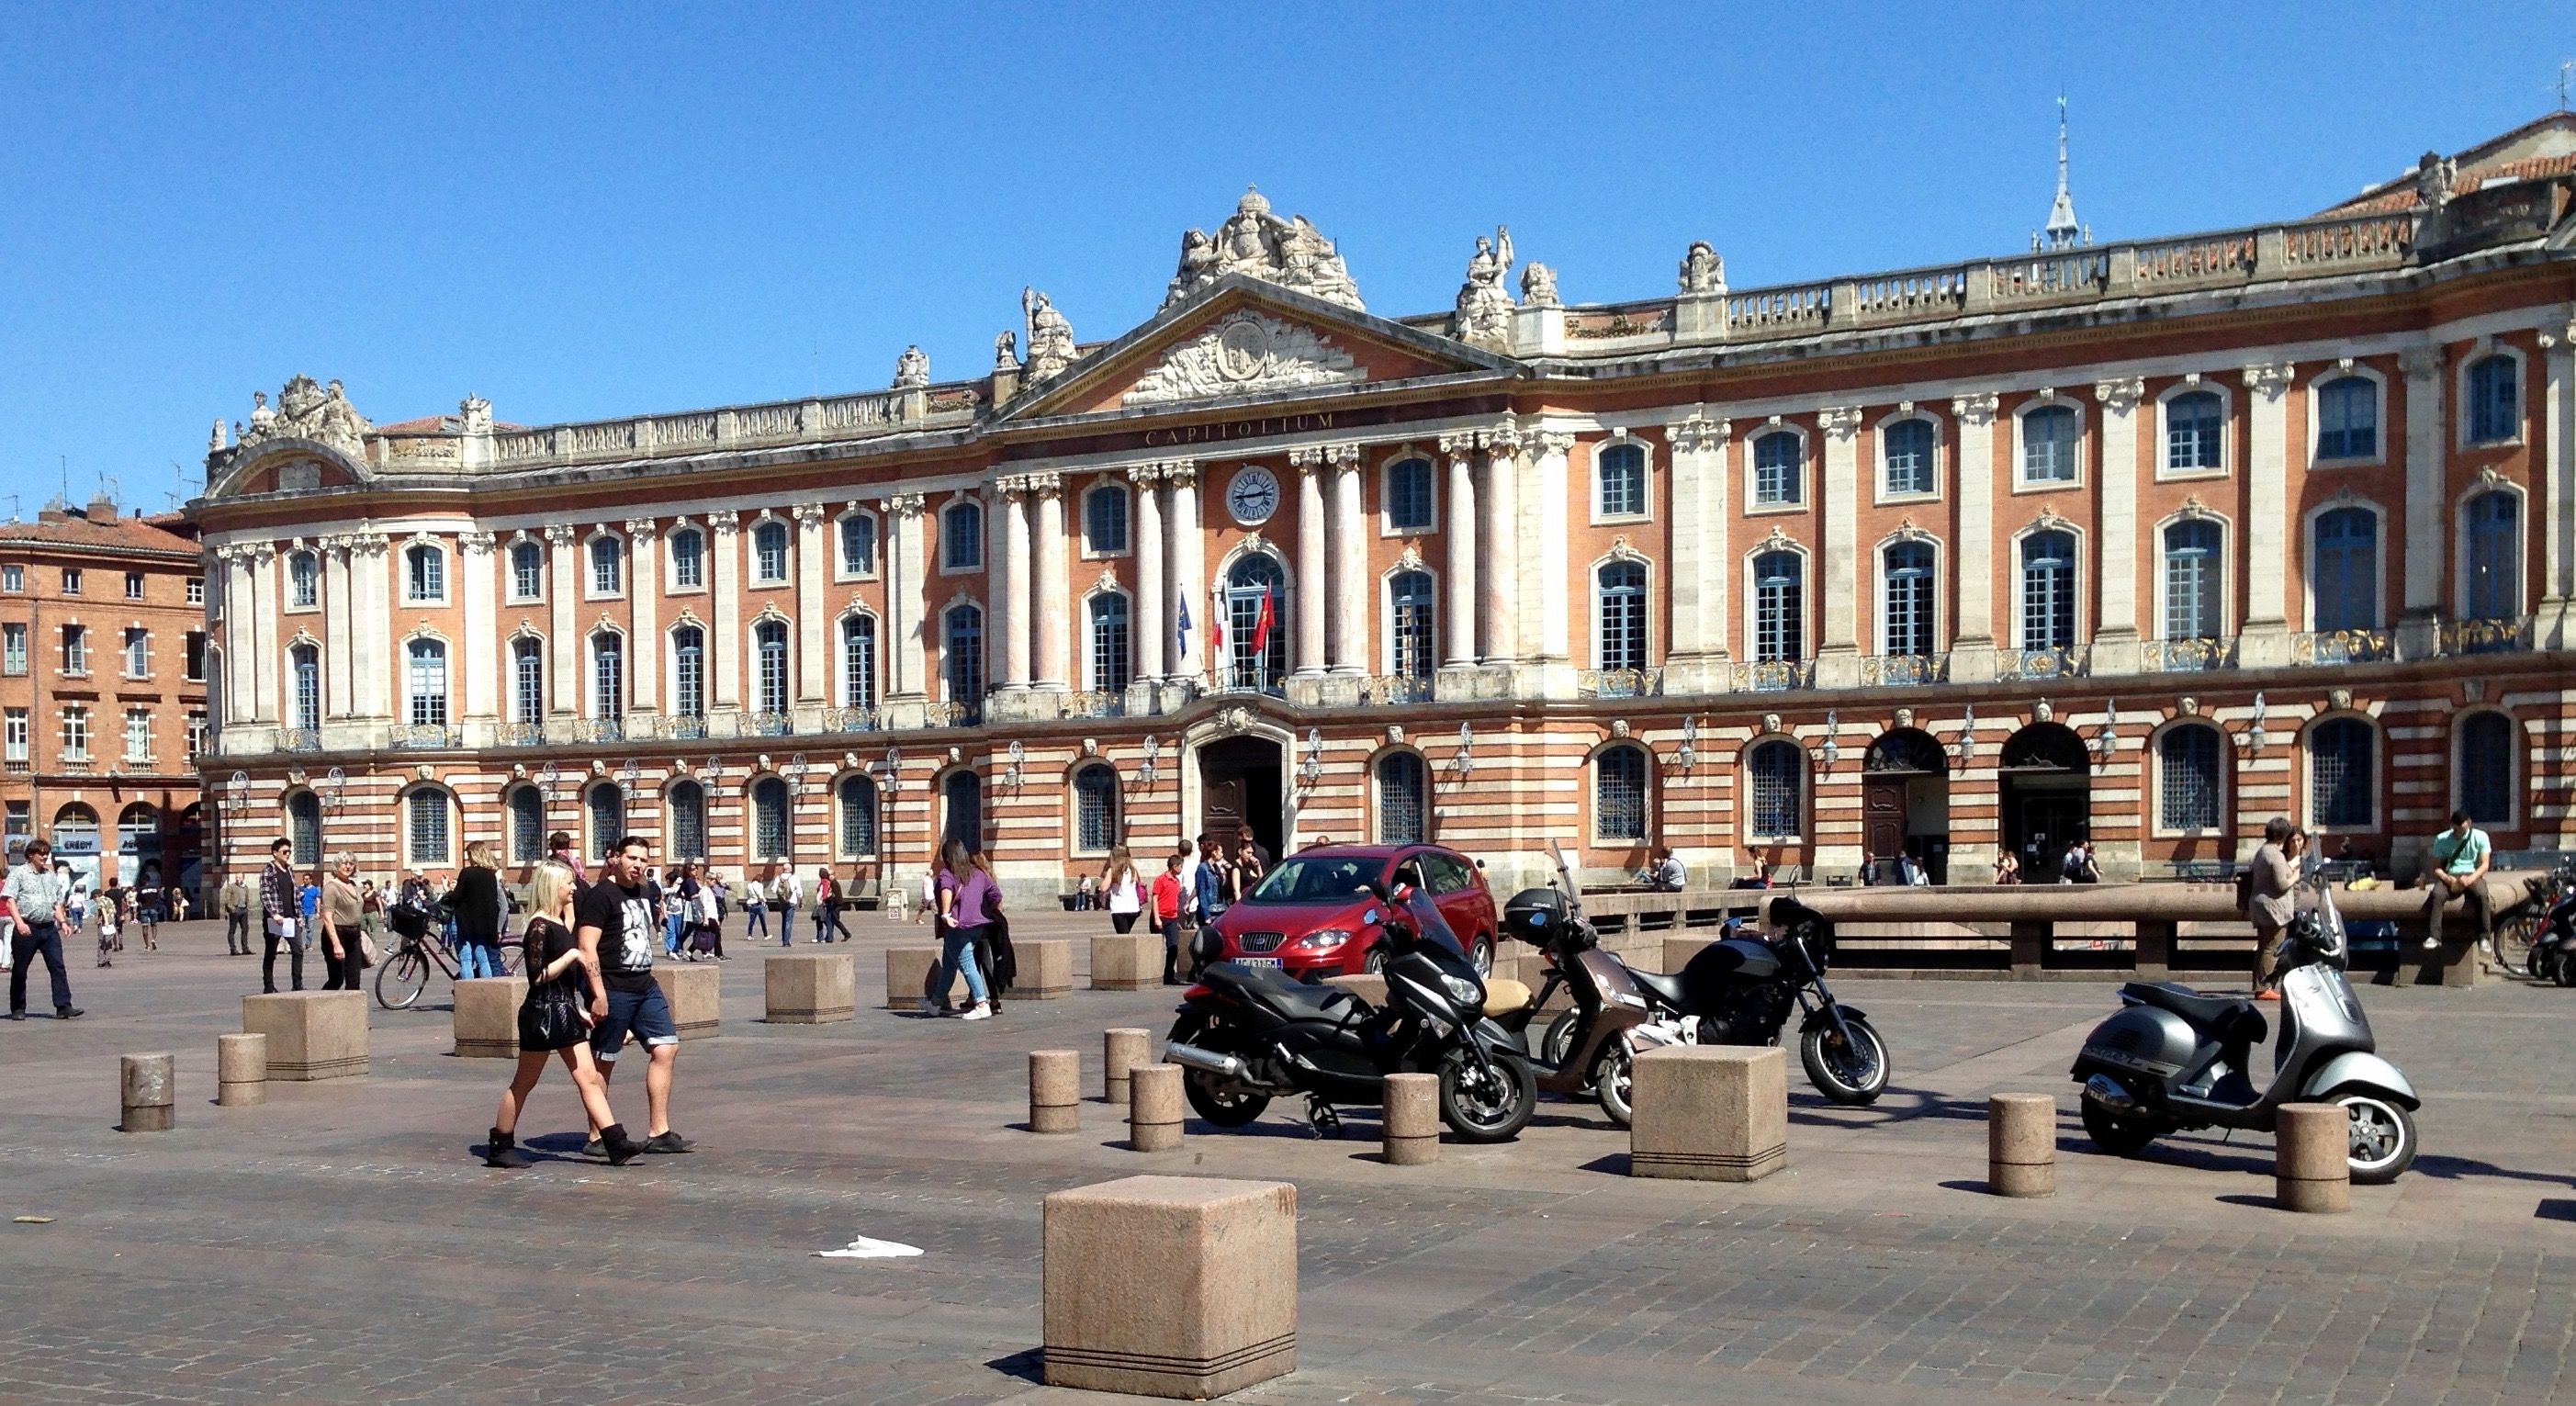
[484,1129,531,1169]
[600,1122,646,1166]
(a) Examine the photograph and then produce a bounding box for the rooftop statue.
[1451,225,1515,348]
[1021,288,1078,382]
[1162,186,1365,310]
[238,374,371,456]
[893,344,931,389]
[1678,241,1726,295]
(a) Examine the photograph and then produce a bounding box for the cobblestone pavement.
[2,916,2573,1404]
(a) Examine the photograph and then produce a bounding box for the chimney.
[84,490,116,522]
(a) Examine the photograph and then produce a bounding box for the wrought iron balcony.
[666,714,708,740]
[821,705,881,733]
[2292,628,2393,665]
[4,759,28,774]
[1058,691,1125,719]
[1999,646,2088,681]
[1359,673,1438,704]
[1734,659,1814,692]
[1212,671,1285,699]
[279,727,323,753]
[2442,614,2534,656]
[1577,668,1662,699]
[495,722,545,748]
[748,711,793,737]
[1861,653,1946,686]
[389,724,460,750]
[2146,636,2234,672]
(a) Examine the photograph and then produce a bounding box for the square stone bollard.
[1011,939,1074,999]
[1104,1028,1151,1106]
[1090,932,1163,992]
[1129,1064,1184,1151]
[452,976,527,1058]
[652,963,721,1040]
[216,1032,267,1107]
[1661,937,1712,975]
[1322,973,1387,1008]
[886,947,970,1009]
[1381,1072,1438,1165]
[764,950,857,1023]
[120,1052,175,1132]
[1986,1093,2056,1198]
[1629,1045,1786,1182]
[241,991,369,1081]
[1029,1050,1080,1134]
[1043,1175,1298,1398]
[2276,1102,2351,1213]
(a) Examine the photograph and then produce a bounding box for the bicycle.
[374,928,523,1011]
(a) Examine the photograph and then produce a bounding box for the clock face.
[1227,467,1280,526]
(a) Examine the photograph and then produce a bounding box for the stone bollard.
[119,1052,175,1132]
[765,950,857,1023]
[1381,1072,1439,1165]
[1029,1050,1080,1134]
[1103,1028,1150,1106]
[1043,1175,1297,1398]
[1322,973,1388,1008]
[1129,1063,1184,1151]
[451,975,527,1058]
[1013,939,1074,999]
[1089,932,1164,992]
[1986,1093,2056,1198]
[216,1032,267,1107]
[2276,1102,2351,1213]
[651,964,721,1040]
[241,991,369,1081]
[1661,936,1712,975]
[886,947,965,1010]
[1629,1045,1786,1182]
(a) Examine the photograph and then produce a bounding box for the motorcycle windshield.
[1401,888,1470,964]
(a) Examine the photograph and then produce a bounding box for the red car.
[1209,844,1501,980]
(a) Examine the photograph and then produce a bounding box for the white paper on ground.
[814,1235,924,1259]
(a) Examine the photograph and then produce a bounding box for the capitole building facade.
[193,116,2576,896]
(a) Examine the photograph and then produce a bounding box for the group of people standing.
[1088,827,1269,986]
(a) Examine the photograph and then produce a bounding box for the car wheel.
[1363,945,1387,975]
[1470,935,1494,978]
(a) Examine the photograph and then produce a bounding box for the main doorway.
[1862,728,1950,883]
[1198,736,1284,859]
[1998,722,2091,882]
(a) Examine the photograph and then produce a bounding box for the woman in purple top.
[927,838,993,1020]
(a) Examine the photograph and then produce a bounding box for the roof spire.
[2040,94,2084,252]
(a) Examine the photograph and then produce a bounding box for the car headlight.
[1293,929,1352,950]
[1439,973,1482,1007]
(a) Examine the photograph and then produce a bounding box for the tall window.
[511,637,544,724]
[1,565,19,592]
[750,777,790,859]
[2310,718,2375,828]
[586,784,624,853]
[404,544,444,602]
[667,781,707,860]
[1,624,21,675]
[61,624,86,674]
[2467,354,2518,444]
[2022,404,2079,482]
[1084,486,1128,555]
[1883,418,1935,496]
[2164,389,2223,471]
[591,632,624,720]
[2312,508,2379,632]
[752,520,790,583]
[669,528,704,590]
[1088,593,1132,692]
[1883,543,1935,657]
[1751,551,1802,663]
[1377,751,1428,843]
[4,709,25,763]
[287,792,322,867]
[1386,456,1434,530]
[2316,376,2379,459]
[185,631,207,681]
[754,620,789,714]
[671,625,705,717]
[2465,489,2520,620]
[2163,520,2222,639]
[2459,712,2514,826]
[1389,570,1435,680]
[944,604,984,704]
[124,571,143,600]
[840,614,877,708]
[507,786,546,864]
[61,707,89,760]
[941,770,983,850]
[405,639,448,726]
[409,788,453,865]
[290,643,321,729]
[942,501,983,570]
[510,541,544,599]
[186,575,202,604]
[2158,725,2223,830]
[186,710,208,759]
[1598,561,1648,670]
[1223,555,1288,689]
[1751,432,1802,506]
[123,626,149,677]
[839,774,880,857]
[1598,443,1647,516]
[838,515,875,575]
[1596,744,1648,842]
[1072,765,1116,853]
[287,551,319,609]
[1746,739,1801,838]
[589,535,623,594]
[2019,531,2077,650]
[123,708,152,763]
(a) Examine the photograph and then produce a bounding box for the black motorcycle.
[1164,883,1539,1142]
[1614,897,1890,1107]
[2508,867,2576,984]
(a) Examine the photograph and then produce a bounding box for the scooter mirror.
[1362,907,1380,927]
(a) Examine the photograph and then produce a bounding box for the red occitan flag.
[1251,589,1276,652]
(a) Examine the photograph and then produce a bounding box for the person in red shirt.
[1150,851,1187,985]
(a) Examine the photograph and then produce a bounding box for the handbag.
[518,979,586,1049]
[358,930,381,965]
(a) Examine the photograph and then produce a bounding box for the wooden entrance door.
[1202,776,1247,838]
[1862,775,1907,880]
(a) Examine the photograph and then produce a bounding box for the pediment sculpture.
[1123,311,1364,407]
[1163,187,1365,311]
[239,374,371,456]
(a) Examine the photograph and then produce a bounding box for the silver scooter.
[2070,871,2420,1183]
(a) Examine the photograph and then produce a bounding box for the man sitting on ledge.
[1634,848,1685,893]
[2420,809,2493,951]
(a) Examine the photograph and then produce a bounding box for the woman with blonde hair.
[483,860,643,1168]
[450,839,508,980]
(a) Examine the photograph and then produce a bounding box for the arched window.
[2019,531,2077,650]
[2158,725,2224,831]
[750,777,790,860]
[751,520,790,584]
[506,785,546,864]
[2459,712,2514,826]
[1596,744,1649,842]
[670,624,705,718]
[2468,354,2519,444]
[2022,404,2079,483]
[943,604,984,706]
[590,631,624,721]
[1883,418,1935,496]
[1088,593,1131,692]
[2310,718,2376,829]
[1745,739,1803,838]
[1073,764,1118,853]
[409,787,453,865]
[405,639,448,726]
[287,792,322,868]
[588,534,622,595]
[838,514,876,576]
[942,501,984,570]
[1222,555,1288,690]
[117,804,156,883]
[839,774,880,857]
[2465,489,2520,621]
[667,781,707,860]
[1389,570,1435,680]
[509,540,545,599]
[1385,456,1434,531]
[1751,431,1802,506]
[404,543,444,602]
[668,527,705,590]
[2164,389,2224,471]
[1598,560,1649,670]
[840,614,877,709]
[1883,543,1934,658]
[2312,507,2379,633]
[1751,551,1802,663]
[1598,442,1648,516]
[2316,376,2379,459]
[510,637,545,725]
[941,769,982,850]
[2163,520,2222,640]
[753,620,790,715]
[1377,751,1428,843]
[289,642,321,729]
[585,783,624,853]
[1083,485,1129,555]
[51,805,98,872]
[287,550,319,609]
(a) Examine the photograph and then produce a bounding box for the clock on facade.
[1226,466,1280,526]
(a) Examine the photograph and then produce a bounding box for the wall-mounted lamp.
[1003,739,1025,790]
[1299,726,1324,790]
[701,756,723,786]
[2246,692,2269,753]
[1455,720,1474,775]
[1954,703,1976,763]
[1818,710,1841,770]
[227,770,252,815]
[536,759,561,800]
[1140,736,1161,788]
[321,765,348,814]
[2094,700,2119,762]
[1678,716,1700,770]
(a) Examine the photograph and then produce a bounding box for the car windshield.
[1244,856,1378,904]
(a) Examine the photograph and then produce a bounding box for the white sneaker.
[2421,935,2442,950]
[917,996,941,1016]
[960,1003,993,1022]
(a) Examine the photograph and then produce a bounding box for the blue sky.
[0,2,2565,512]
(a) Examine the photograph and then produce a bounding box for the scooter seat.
[2122,981,2267,1044]
[1209,962,1367,1023]
[1482,977,1534,1014]
[1631,968,1691,1010]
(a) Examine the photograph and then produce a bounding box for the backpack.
[2233,866,2255,918]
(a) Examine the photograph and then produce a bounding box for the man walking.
[2422,809,2494,950]
[2245,817,2300,999]
[6,839,82,1020]
[219,872,251,955]
[575,835,692,1156]
[814,865,850,943]
[773,865,802,946]
[1153,849,1187,985]
[258,838,306,994]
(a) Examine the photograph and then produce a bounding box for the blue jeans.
[745,905,769,939]
[937,923,989,1007]
[777,907,796,944]
[456,938,505,980]
[663,914,685,957]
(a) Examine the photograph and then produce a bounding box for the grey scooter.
[2070,872,2420,1184]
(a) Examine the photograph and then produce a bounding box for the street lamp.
[1140,736,1161,788]
[2095,699,2119,763]
[1818,710,1841,770]
[1455,720,1474,776]
[1299,727,1323,790]
[1003,739,1025,790]
[1954,703,1976,764]
[1678,716,1699,770]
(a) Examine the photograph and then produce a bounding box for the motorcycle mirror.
[1362,907,1380,927]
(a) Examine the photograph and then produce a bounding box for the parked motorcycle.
[1164,882,1539,1142]
[2070,871,2420,1183]
[2508,867,2576,985]
[1490,845,1657,1124]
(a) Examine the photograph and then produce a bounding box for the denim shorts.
[591,983,678,1062]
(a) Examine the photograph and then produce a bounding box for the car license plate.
[1238,957,1282,968]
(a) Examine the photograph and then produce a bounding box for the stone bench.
[765,950,856,1023]
[1089,932,1163,992]
[1629,1045,1785,1182]
[241,991,369,1081]
[453,976,526,1058]
[885,947,973,1009]
[654,964,720,1040]
[1009,938,1074,999]
[1043,1175,1297,1398]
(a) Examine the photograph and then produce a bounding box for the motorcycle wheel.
[2556,947,2576,988]
[1538,1008,1580,1071]
[2331,1089,2417,1185]
[2079,1085,2166,1156]
[1799,1017,1890,1106]
[1166,1012,1270,1129]
[1592,1041,1634,1127]
[1438,1048,1536,1142]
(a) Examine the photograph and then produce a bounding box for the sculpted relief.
[1164,187,1365,310]
[237,374,372,457]
[1123,310,1363,407]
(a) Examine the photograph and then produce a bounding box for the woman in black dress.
[483,860,643,1167]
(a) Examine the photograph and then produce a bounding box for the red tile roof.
[0,512,201,558]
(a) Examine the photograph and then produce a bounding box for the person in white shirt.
[772,867,804,945]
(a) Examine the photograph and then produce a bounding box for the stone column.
[709,511,741,709]
[351,534,389,720]
[248,544,279,724]
[1329,443,1367,674]
[1131,465,1166,682]
[1437,433,1479,669]
[1529,432,1575,674]
[2539,321,2576,649]
[1291,448,1328,676]
[459,531,498,724]
[1663,414,1728,688]
[1478,425,1523,665]
[1031,474,1070,690]
[2400,344,2447,636]
[2092,377,2146,673]
[883,494,927,699]
[545,524,577,717]
[1167,461,1204,682]
[1950,394,2001,677]
[1817,406,1864,681]
[321,539,353,719]
[2239,362,2296,667]
[792,503,826,703]
[220,546,256,725]
[625,519,659,713]
[999,478,1033,691]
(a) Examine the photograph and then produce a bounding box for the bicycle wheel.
[375,947,430,1011]
[2493,914,2537,977]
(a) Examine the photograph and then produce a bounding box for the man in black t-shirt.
[575,835,692,1155]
